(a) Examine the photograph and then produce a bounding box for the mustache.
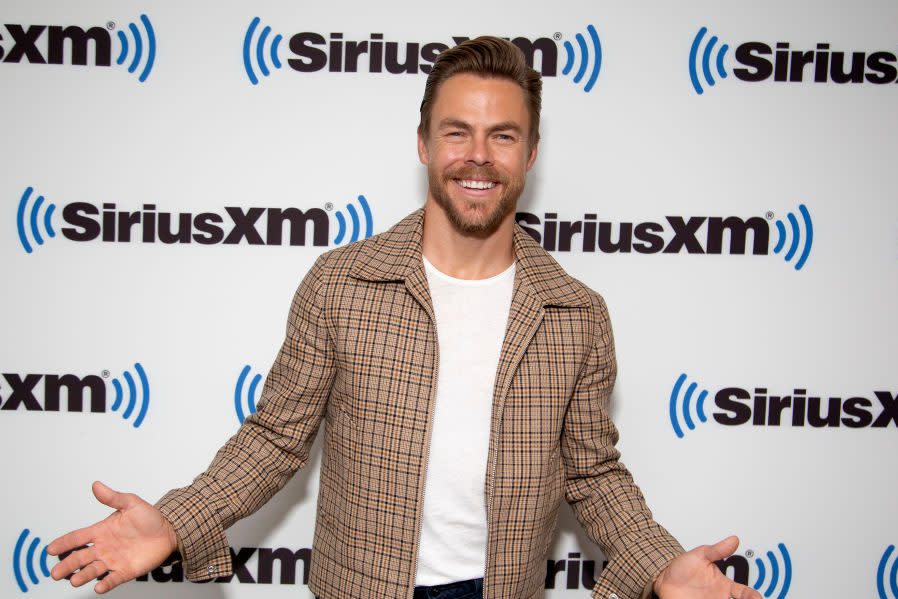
[443,166,506,184]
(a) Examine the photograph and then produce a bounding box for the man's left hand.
[653,536,762,599]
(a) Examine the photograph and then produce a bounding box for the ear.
[417,129,429,165]
[525,142,538,171]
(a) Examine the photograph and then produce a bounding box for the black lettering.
[789,50,815,82]
[866,51,897,84]
[663,216,705,254]
[830,51,866,84]
[516,212,541,244]
[257,547,311,584]
[150,562,184,583]
[566,553,580,589]
[223,207,265,245]
[288,33,327,72]
[767,395,791,426]
[706,216,769,255]
[557,220,581,252]
[61,202,101,241]
[215,547,256,583]
[193,213,224,245]
[4,25,46,63]
[343,40,367,72]
[141,204,156,243]
[872,391,898,427]
[774,43,790,81]
[369,33,383,73]
[632,222,664,254]
[385,41,419,74]
[598,222,632,253]
[713,388,751,425]
[511,37,557,76]
[117,210,141,242]
[807,396,841,427]
[814,44,830,82]
[582,215,597,252]
[842,397,873,428]
[734,42,772,81]
[581,560,598,589]
[265,207,328,246]
[328,33,343,73]
[1,374,42,411]
[542,213,557,251]
[420,42,447,74]
[544,560,565,589]
[44,374,105,412]
[158,213,192,244]
[48,26,110,66]
[716,555,750,585]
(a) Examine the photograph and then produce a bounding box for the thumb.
[92,480,132,511]
[702,535,740,562]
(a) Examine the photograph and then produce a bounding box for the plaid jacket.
[156,209,683,599]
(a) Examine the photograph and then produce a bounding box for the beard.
[428,163,526,236]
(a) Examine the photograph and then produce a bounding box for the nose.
[465,133,493,166]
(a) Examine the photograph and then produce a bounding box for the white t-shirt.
[415,256,516,585]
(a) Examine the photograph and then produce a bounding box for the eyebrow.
[437,118,525,136]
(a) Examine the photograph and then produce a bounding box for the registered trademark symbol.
[765,211,774,220]
[745,549,755,558]
[101,369,110,378]
[106,21,116,31]
[324,202,334,211]
[553,32,562,41]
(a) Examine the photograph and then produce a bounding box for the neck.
[421,198,515,280]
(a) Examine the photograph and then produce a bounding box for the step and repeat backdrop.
[2,0,896,597]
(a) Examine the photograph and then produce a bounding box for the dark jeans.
[316,577,484,599]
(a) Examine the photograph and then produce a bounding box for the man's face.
[418,73,538,236]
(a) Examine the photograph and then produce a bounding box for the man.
[48,37,761,599]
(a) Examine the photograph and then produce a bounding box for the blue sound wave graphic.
[669,373,709,438]
[13,529,51,593]
[333,195,374,245]
[878,544,898,599]
[561,24,602,93]
[234,365,263,424]
[772,204,813,271]
[115,15,156,83]
[689,26,730,95]
[243,17,284,85]
[110,363,150,428]
[16,187,57,254]
[752,543,792,599]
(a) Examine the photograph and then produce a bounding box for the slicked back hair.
[418,36,542,147]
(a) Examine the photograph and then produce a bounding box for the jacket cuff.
[155,486,232,581]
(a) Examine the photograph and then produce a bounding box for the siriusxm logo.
[12,529,51,593]
[14,187,373,252]
[0,363,150,428]
[718,543,793,599]
[516,204,813,270]
[135,546,311,585]
[689,26,898,94]
[545,553,604,589]
[669,373,898,437]
[243,18,602,92]
[879,545,898,599]
[234,365,263,424]
[0,15,156,82]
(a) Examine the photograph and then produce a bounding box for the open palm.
[654,536,762,599]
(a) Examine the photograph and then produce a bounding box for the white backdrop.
[2,1,896,597]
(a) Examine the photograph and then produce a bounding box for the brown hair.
[418,36,542,147]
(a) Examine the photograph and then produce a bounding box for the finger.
[702,534,740,562]
[51,545,97,580]
[730,582,763,599]
[69,560,109,588]
[47,525,97,556]
[92,480,134,511]
[95,570,128,595]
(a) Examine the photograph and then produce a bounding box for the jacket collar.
[348,209,590,308]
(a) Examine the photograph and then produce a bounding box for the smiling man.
[48,37,761,599]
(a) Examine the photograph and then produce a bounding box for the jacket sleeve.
[561,292,683,599]
[154,252,336,581]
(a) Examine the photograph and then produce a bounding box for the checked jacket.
[156,209,684,599]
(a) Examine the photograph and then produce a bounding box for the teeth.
[458,179,497,190]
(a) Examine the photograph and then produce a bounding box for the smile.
[455,179,497,190]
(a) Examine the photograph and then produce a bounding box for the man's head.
[417,37,543,236]
[418,36,542,148]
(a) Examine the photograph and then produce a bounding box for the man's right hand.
[47,481,179,594]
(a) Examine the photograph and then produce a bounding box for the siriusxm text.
[734,42,898,85]
[0,24,112,65]
[714,388,898,428]
[0,373,105,412]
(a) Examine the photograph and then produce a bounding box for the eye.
[495,133,515,142]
